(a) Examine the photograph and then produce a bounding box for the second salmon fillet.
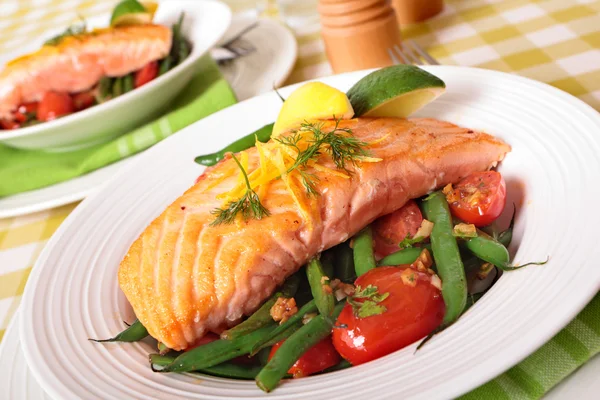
[118,117,511,350]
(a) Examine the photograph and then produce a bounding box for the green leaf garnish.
[347,284,389,318]
[210,154,270,225]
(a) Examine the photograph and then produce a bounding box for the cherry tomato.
[332,267,444,366]
[37,91,74,122]
[269,336,341,378]
[446,171,506,227]
[72,91,96,111]
[11,102,38,123]
[0,119,20,130]
[372,200,423,258]
[134,61,159,88]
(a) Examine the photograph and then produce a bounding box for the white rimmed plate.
[215,16,298,100]
[0,0,231,151]
[19,66,600,399]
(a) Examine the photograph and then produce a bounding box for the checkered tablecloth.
[1,0,599,397]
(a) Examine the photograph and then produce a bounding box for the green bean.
[377,245,431,266]
[122,74,134,93]
[194,122,274,166]
[221,275,299,340]
[159,56,172,76]
[112,77,123,97]
[158,324,275,373]
[90,319,148,342]
[177,39,190,65]
[150,354,262,379]
[251,321,303,355]
[320,250,335,278]
[322,359,352,373]
[334,241,356,283]
[157,342,170,354]
[307,257,335,317]
[464,230,546,271]
[498,204,516,247]
[353,226,376,276]
[421,191,467,325]
[464,292,485,312]
[250,300,318,355]
[256,303,344,392]
[96,77,113,102]
[256,347,272,366]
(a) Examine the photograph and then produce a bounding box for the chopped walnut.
[453,223,477,238]
[330,278,355,300]
[443,183,459,203]
[477,262,495,280]
[400,268,417,287]
[270,297,298,324]
[411,248,433,273]
[413,219,434,240]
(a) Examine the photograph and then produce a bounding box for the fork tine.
[387,48,401,65]
[408,40,439,65]
[401,42,422,65]
[393,44,411,64]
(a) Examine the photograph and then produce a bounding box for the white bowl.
[0,0,231,151]
[19,67,600,399]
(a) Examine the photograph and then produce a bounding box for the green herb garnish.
[399,233,425,249]
[210,154,270,226]
[44,21,87,46]
[347,284,389,318]
[276,119,370,195]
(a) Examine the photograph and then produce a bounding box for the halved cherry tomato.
[134,61,159,88]
[0,119,20,130]
[269,336,341,378]
[332,266,444,366]
[372,200,423,258]
[37,91,74,122]
[446,171,506,227]
[72,91,96,111]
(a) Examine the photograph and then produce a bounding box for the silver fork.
[388,40,439,65]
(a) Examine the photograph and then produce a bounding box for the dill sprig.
[276,119,370,194]
[44,18,87,46]
[210,154,269,226]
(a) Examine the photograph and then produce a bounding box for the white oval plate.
[0,0,231,151]
[19,67,600,399]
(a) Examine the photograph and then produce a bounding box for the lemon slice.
[347,65,446,118]
[273,82,354,137]
[110,0,156,26]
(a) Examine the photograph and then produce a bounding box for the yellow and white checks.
[0,0,599,355]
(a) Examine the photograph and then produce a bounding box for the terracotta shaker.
[318,0,402,74]
[391,0,444,24]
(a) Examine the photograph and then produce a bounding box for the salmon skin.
[118,117,511,350]
[0,24,172,118]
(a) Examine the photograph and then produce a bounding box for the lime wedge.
[347,65,446,118]
[110,0,154,26]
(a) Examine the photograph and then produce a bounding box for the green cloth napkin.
[464,292,600,399]
[0,56,237,197]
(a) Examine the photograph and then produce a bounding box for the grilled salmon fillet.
[0,24,172,118]
[118,117,511,350]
